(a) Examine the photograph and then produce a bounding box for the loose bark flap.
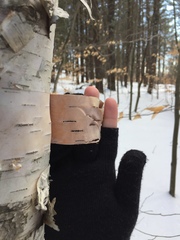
[0,11,34,52]
[50,94,104,145]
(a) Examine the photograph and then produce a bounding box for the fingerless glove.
[45,128,146,240]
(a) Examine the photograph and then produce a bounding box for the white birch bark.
[0,1,59,239]
[0,1,92,239]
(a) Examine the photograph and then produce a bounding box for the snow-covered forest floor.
[51,76,180,240]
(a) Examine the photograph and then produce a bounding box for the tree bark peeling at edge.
[0,1,57,239]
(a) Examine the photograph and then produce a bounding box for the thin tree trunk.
[147,0,160,94]
[123,0,133,89]
[53,57,64,92]
[53,2,81,92]
[129,44,135,120]
[107,0,116,91]
[92,0,104,93]
[94,57,104,93]
[169,0,180,197]
[79,6,85,83]
[170,52,180,197]
[75,58,80,85]
[134,43,148,112]
[144,0,151,87]
[0,1,57,239]
[116,44,121,104]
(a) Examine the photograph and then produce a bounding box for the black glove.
[45,127,146,240]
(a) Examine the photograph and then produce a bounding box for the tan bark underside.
[50,94,103,144]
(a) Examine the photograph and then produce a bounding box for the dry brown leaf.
[165,89,174,93]
[145,106,166,119]
[118,112,123,121]
[133,113,141,120]
[146,106,165,113]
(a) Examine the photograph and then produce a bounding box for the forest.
[0,0,179,239]
[51,2,180,237]
[52,0,180,199]
[52,0,180,96]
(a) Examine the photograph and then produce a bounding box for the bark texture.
[0,1,56,239]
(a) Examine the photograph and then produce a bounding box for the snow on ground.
[113,84,180,240]
[52,77,180,240]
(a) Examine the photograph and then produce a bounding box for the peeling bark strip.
[40,0,69,20]
[1,11,34,52]
[0,198,44,240]
[50,94,103,145]
[0,0,58,239]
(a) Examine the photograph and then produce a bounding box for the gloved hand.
[45,126,146,240]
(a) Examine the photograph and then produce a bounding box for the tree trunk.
[92,0,104,93]
[0,1,57,239]
[123,0,134,89]
[94,57,104,93]
[107,0,116,91]
[116,44,122,104]
[129,43,135,120]
[170,52,180,197]
[143,0,151,87]
[169,0,180,198]
[53,1,80,92]
[134,43,148,112]
[147,0,161,94]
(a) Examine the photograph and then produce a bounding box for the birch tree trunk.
[0,1,59,239]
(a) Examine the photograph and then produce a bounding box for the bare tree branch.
[140,210,180,217]
[135,228,180,238]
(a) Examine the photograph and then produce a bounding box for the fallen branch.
[140,210,180,217]
[135,228,180,238]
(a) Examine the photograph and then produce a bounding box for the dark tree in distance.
[169,0,180,198]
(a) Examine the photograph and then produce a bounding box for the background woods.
[0,0,179,239]
[52,2,180,237]
[53,0,180,95]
